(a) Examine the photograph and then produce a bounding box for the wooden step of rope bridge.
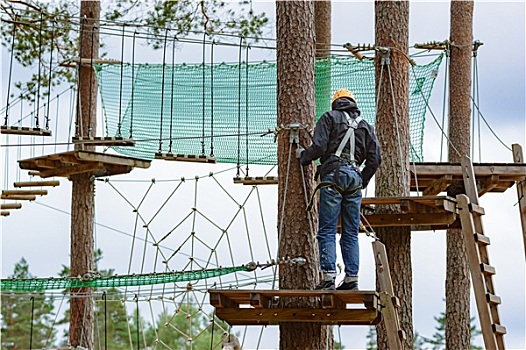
[208,289,381,326]
[18,150,151,178]
[1,125,52,136]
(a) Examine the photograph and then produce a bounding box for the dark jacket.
[300,98,381,188]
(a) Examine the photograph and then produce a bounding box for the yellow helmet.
[332,88,356,103]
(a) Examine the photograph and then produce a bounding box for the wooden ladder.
[372,240,405,349]
[457,155,506,350]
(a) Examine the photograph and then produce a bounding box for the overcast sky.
[1,1,525,349]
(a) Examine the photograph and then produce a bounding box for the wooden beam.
[13,180,60,188]
[423,174,453,195]
[478,174,500,196]
[77,151,151,168]
[363,212,456,227]
[38,162,106,178]
[512,143,526,260]
[214,307,380,326]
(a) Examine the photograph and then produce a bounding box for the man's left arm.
[361,127,382,188]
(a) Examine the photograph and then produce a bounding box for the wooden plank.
[72,136,136,146]
[478,174,500,196]
[208,289,377,306]
[1,194,36,201]
[0,125,52,136]
[423,174,453,195]
[512,144,526,260]
[1,211,10,216]
[77,151,151,168]
[363,212,456,227]
[214,307,380,326]
[13,180,60,188]
[461,156,480,205]
[2,190,47,196]
[1,203,22,210]
[38,163,106,178]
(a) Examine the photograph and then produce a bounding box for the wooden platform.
[209,289,381,326]
[18,150,151,178]
[356,195,459,231]
[1,125,52,136]
[72,136,135,146]
[410,162,526,195]
[155,153,216,164]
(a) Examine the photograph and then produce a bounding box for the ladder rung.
[468,202,485,215]
[474,233,491,245]
[480,263,496,275]
[492,324,507,335]
[485,293,501,305]
[1,211,10,216]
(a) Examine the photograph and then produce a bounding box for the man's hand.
[296,146,305,159]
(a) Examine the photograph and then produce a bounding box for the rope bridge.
[96,54,443,163]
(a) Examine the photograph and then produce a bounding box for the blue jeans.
[317,166,362,277]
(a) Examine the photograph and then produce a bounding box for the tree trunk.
[314,0,332,122]
[374,1,413,349]
[276,1,327,349]
[446,1,473,349]
[69,1,99,348]
[314,3,334,348]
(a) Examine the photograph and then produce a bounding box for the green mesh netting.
[96,54,443,163]
[1,265,251,291]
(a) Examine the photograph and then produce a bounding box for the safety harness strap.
[306,111,363,211]
[335,112,362,161]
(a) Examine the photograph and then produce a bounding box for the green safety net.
[1,264,252,292]
[96,54,443,163]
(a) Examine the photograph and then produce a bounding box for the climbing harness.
[306,111,363,211]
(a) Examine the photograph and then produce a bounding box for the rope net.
[96,54,443,163]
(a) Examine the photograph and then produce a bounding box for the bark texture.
[314,0,332,122]
[446,1,474,349]
[276,1,327,349]
[69,1,99,348]
[374,1,413,349]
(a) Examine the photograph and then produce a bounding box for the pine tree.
[1,258,56,349]
[144,302,229,349]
